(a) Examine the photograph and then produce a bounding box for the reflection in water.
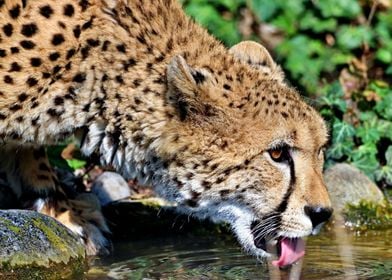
[88,229,392,279]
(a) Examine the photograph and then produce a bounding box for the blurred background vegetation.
[181,0,392,192]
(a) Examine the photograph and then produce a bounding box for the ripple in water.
[88,229,392,280]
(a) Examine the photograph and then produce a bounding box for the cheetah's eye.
[268,145,291,163]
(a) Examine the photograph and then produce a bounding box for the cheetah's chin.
[233,222,306,267]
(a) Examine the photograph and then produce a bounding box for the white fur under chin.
[179,201,272,260]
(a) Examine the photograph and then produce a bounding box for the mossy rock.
[0,210,86,280]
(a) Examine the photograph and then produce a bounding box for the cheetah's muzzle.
[251,221,305,267]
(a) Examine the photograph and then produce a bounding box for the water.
[87,229,392,279]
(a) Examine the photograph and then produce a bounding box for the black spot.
[63,4,74,17]
[81,17,93,30]
[2,23,13,37]
[0,49,6,57]
[15,116,23,122]
[102,40,110,51]
[223,84,231,90]
[136,34,146,44]
[72,73,86,83]
[0,0,4,8]
[10,47,19,53]
[58,21,66,29]
[281,112,288,119]
[9,4,20,19]
[31,116,39,125]
[73,25,81,38]
[65,48,76,60]
[191,71,205,84]
[87,38,100,47]
[52,65,61,74]
[20,40,35,49]
[123,58,136,70]
[155,54,165,63]
[82,103,90,112]
[39,5,54,18]
[27,77,38,87]
[4,75,13,84]
[30,57,42,67]
[47,108,61,117]
[9,104,21,111]
[65,62,72,70]
[81,46,90,59]
[18,93,28,102]
[220,189,230,197]
[116,44,126,53]
[21,23,38,37]
[31,101,39,108]
[115,75,124,84]
[9,62,21,72]
[79,0,89,11]
[51,34,65,46]
[42,72,51,79]
[133,79,141,87]
[0,113,6,120]
[54,96,64,105]
[49,52,60,61]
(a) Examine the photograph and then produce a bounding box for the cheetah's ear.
[167,55,214,121]
[229,41,284,82]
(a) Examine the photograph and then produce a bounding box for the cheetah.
[0,0,332,266]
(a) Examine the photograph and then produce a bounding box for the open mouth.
[251,222,305,267]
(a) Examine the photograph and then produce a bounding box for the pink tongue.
[272,238,305,267]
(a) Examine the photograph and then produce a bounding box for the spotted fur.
[0,0,331,258]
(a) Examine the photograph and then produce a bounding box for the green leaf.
[66,158,86,170]
[300,11,337,32]
[332,120,355,143]
[376,48,392,63]
[250,0,280,21]
[315,0,361,18]
[375,165,392,185]
[386,146,392,165]
[336,26,373,50]
[351,144,379,178]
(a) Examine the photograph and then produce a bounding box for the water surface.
[87,229,392,279]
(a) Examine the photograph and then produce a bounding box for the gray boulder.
[91,172,132,206]
[0,210,85,280]
[324,163,385,212]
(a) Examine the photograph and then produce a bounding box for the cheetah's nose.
[304,205,333,230]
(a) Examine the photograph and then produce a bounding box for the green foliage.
[181,0,245,45]
[344,200,392,230]
[321,81,392,183]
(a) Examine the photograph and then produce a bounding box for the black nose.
[304,206,333,228]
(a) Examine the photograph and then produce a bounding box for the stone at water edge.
[0,210,86,280]
[324,163,385,212]
[91,171,133,206]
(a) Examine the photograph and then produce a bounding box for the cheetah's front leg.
[0,145,110,255]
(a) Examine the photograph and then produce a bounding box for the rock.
[0,210,86,280]
[324,163,385,212]
[91,172,132,206]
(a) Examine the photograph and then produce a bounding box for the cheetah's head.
[154,41,332,267]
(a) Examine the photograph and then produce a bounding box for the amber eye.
[270,149,283,160]
[268,145,291,163]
